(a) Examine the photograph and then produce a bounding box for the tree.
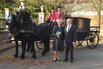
[91,0,102,27]
[0,0,16,11]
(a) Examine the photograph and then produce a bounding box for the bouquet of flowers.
[56,31,61,38]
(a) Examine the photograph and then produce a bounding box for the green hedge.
[0,17,6,32]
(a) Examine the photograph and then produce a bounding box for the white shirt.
[66,24,71,32]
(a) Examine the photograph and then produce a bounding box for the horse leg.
[42,36,50,56]
[31,41,36,59]
[20,41,26,59]
[45,36,50,52]
[46,36,50,52]
[14,40,19,58]
[26,41,33,53]
[26,41,31,52]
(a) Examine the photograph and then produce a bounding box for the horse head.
[5,13,19,34]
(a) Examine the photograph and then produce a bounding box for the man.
[63,17,76,63]
[16,6,33,30]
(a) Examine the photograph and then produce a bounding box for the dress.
[53,25,64,52]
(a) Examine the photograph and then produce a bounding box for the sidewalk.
[0,42,15,53]
[0,39,103,69]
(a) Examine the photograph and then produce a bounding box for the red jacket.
[55,11,64,20]
[48,11,56,21]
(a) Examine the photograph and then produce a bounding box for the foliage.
[0,0,16,10]
[90,0,102,26]
[25,0,64,21]
[0,0,64,22]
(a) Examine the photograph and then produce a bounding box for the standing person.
[63,17,76,63]
[55,6,64,24]
[52,20,64,62]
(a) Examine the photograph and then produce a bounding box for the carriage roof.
[64,16,91,21]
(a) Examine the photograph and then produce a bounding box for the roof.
[64,16,91,20]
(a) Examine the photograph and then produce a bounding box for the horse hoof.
[19,55,25,59]
[26,49,29,52]
[46,50,49,52]
[42,52,46,56]
[13,54,18,58]
[32,55,36,59]
[30,50,33,53]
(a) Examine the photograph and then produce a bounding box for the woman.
[52,20,64,62]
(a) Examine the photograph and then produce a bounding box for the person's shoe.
[63,58,69,62]
[53,59,57,62]
[56,58,61,61]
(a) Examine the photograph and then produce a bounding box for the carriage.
[68,17,100,49]
[37,17,100,49]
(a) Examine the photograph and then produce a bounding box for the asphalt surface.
[0,39,103,69]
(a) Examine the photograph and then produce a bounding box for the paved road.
[0,39,103,69]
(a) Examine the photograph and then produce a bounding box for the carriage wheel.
[87,32,99,49]
[35,41,44,50]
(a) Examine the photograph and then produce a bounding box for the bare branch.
[91,0,98,11]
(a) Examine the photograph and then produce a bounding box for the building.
[63,0,103,36]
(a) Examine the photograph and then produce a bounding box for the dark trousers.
[65,42,74,60]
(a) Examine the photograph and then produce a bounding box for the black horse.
[7,10,54,59]
[6,12,39,59]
